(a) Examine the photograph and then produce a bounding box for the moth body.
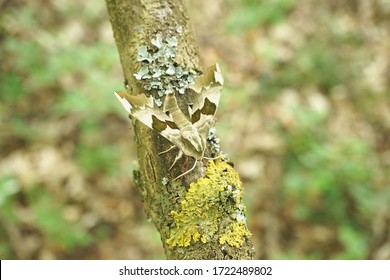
[164,92,205,157]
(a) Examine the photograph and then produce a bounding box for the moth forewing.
[190,63,223,93]
[213,63,224,85]
[114,91,184,151]
[114,91,154,114]
[189,64,223,118]
[114,91,132,113]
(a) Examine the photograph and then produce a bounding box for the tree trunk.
[106,0,255,259]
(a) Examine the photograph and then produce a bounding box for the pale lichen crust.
[134,34,197,107]
[166,159,251,248]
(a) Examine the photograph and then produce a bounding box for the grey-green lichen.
[166,159,251,248]
[161,176,169,186]
[134,34,197,106]
[207,127,222,157]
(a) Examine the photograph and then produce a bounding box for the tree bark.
[106,0,255,259]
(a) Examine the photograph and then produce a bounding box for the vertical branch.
[106,0,255,259]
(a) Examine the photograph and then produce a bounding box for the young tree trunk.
[106,0,255,259]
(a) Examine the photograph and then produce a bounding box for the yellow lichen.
[219,221,252,248]
[166,159,251,248]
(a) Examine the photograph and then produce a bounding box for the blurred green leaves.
[28,187,92,251]
[225,0,389,258]
[0,73,25,102]
[258,40,346,99]
[0,175,20,220]
[226,0,294,32]
[77,144,120,176]
[0,0,124,259]
[277,106,377,258]
[0,176,92,257]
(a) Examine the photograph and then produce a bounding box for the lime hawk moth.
[115,63,223,179]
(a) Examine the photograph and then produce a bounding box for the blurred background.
[1,0,390,259]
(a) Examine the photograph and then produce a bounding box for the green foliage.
[27,187,92,250]
[235,0,390,259]
[294,41,346,91]
[0,73,25,102]
[226,0,295,32]
[259,40,346,98]
[0,0,122,259]
[0,175,20,221]
[77,144,120,176]
[335,226,369,259]
[0,176,92,257]
[75,119,121,176]
[277,107,376,258]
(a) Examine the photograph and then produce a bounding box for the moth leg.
[169,150,183,170]
[159,145,177,155]
[174,159,198,180]
[203,155,222,160]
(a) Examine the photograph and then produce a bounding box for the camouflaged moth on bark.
[115,63,223,179]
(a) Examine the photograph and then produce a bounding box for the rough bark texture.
[106,0,255,259]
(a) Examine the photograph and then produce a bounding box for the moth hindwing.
[114,63,223,162]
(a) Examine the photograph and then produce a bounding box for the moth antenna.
[174,159,198,180]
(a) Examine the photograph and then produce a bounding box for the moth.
[115,63,223,179]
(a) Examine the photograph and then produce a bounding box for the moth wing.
[189,96,218,143]
[114,91,133,113]
[114,91,186,151]
[213,63,224,85]
[150,114,187,152]
[188,63,223,139]
[195,116,215,143]
[189,63,223,116]
[190,63,224,93]
[114,91,154,112]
